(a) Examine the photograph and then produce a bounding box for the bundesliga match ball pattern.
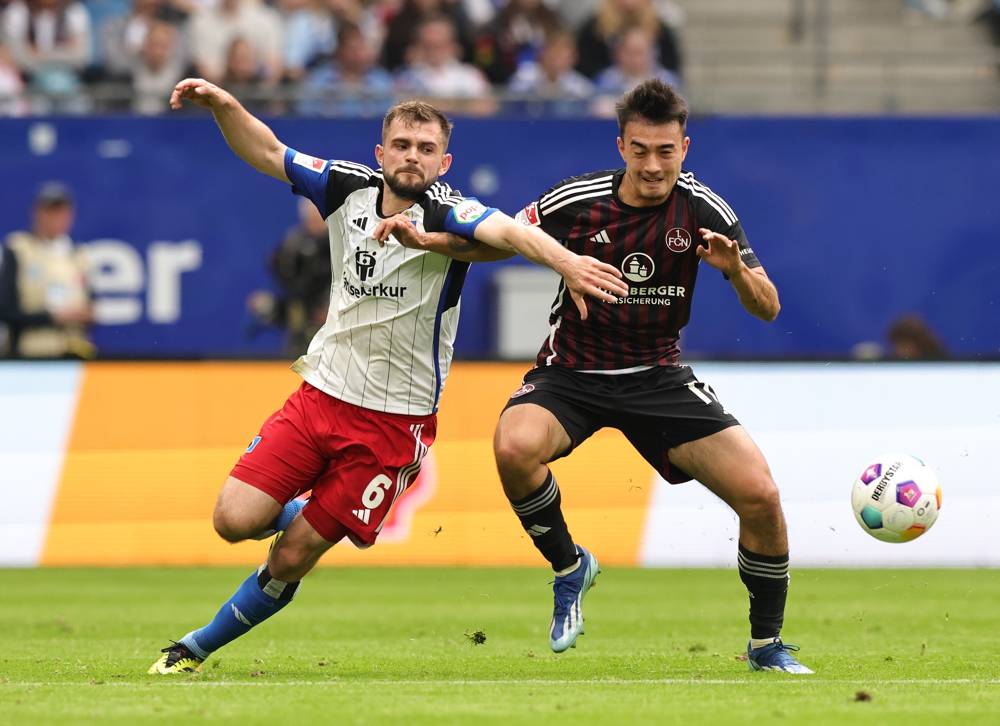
[852,453,941,543]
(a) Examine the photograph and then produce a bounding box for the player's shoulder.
[422,179,466,210]
[327,159,382,185]
[538,168,618,215]
[674,169,739,226]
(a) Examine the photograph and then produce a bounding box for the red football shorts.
[230,382,435,546]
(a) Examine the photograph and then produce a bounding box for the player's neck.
[618,175,672,209]
[381,189,418,217]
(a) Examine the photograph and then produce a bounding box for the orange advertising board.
[42,362,656,567]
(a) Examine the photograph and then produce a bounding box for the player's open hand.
[373,214,424,249]
[169,78,231,111]
[561,255,629,321]
[696,228,743,276]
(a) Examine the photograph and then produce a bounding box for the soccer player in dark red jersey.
[500,79,812,672]
[384,78,811,673]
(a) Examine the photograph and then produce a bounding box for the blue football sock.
[181,566,299,658]
[252,498,306,541]
[275,498,306,532]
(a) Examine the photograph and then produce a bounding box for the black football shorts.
[502,365,740,484]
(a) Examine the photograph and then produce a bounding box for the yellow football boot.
[147,642,204,674]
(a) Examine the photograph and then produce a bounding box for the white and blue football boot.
[549,546,600,653]
[747,639,814,674]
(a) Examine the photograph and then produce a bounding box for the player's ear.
[438,152,453,176]
[374,144,384,167]
[616,136,626,160]
[681,136,690,160]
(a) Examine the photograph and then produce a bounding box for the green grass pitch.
[1,567,998,724]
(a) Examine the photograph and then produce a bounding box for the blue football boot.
[747,638,814,674]
[549,546,600,653]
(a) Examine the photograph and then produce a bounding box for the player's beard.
[384,168,436,201]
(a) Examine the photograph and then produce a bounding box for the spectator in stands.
[887,314,949,360]
[188,0,282,85]
[245,198,331,356]
[0,182,93,359]
[473,0,560,85]
[2,0,92,106]
[380,0,474,71]
[280,0,335,82]
[298,22,393,116]
[575,0,681,81]
[221,36,277,113]
[396,14,494,114]
[0,42,28,114]
[507,28,593,116]
[100,0,186,80]
[590,25,680,116]
[554,0,685,30]
[130,19,183,114]
[281,0,383,83]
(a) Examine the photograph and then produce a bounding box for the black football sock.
[510,470,578,572]
[737,543,789,640]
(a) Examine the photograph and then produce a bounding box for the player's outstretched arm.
[169,78,289,183]
[373,216,514,262]
[697,228,780,321]
[473,212,629,320]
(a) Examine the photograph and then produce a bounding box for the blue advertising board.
[1,115,998,358]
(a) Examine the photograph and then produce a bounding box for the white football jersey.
[284,149,496,415]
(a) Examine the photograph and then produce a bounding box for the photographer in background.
[0,182,94,358]
[246,198,330,356]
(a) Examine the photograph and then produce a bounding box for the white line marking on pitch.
[5,679,999,687]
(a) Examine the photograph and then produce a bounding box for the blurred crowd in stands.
[0,0,684,116]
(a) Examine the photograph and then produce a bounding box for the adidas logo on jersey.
[352,508,371,524]
[589,230,611,245]
[352,216,369,231]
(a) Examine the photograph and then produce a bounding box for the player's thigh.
[229,382,329,506]
[494,403,573,466]
[214,476,283,534]
[495,369,603,468]
[619,368,741,485]
[667,425,778,512]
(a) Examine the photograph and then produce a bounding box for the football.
[852,453,941,543]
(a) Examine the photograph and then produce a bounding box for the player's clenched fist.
[169,78,233,111]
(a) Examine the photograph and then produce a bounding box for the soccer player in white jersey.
[149,78,628,674]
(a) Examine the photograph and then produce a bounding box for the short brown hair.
[382,100,454,148]
[615,79,689,136]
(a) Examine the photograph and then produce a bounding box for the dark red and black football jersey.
[515,168,761,370]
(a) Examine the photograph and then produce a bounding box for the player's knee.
[268,541,314,582]
[213,507,254,543]
[737,476,783,523]
[493,428,546,474]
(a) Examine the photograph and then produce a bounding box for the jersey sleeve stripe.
[676,180,736,226]
[332,159,375,175]
[542,187,614,216]
[427,184,464,206]
[539,175,614,205]
[540,178,614,211]
[680,172,739,222]
[688,178,738,222]
[330,163,372,180]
